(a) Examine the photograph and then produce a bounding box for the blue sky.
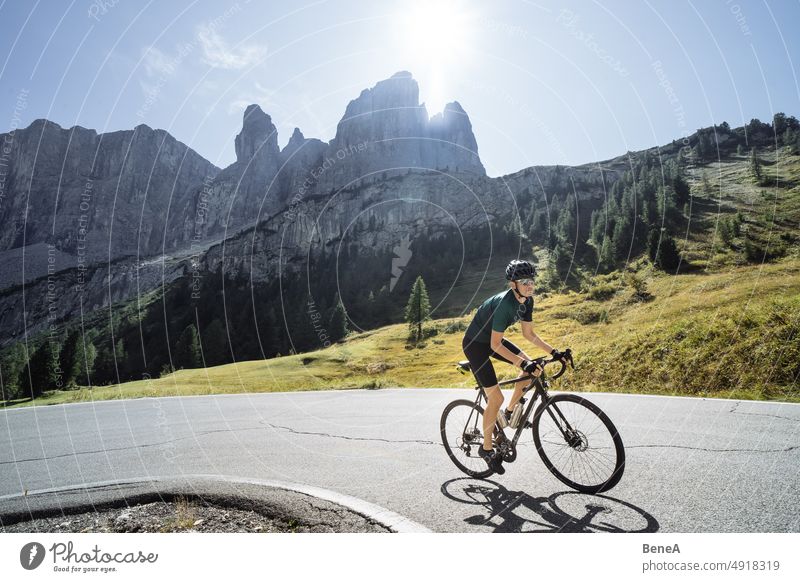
[1,0,799,177]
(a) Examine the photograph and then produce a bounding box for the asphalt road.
[1,389,798,532]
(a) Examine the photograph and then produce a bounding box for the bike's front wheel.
[440,399,494,479]
[532,394,625,494]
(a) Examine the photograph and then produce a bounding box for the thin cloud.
[142,46,177,77]
[227,81,277,115]
[197,27,267,70]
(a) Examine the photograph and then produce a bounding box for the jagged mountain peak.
[234,103,279,164]
[288,127,305,146]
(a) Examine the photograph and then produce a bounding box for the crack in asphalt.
[261,421,441,447]
[0,422,442,465]
[627,444,799,453]
[0,426,269,465]
[728,402,800,423]
[298,496,388,530]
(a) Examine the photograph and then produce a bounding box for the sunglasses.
[516,279,535,286]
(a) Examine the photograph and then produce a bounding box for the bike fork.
[542,395,579,442]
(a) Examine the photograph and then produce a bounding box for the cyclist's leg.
[462,336,504,450]
[491,338,531,413]
[482,385,503,450]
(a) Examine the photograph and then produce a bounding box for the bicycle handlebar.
[549,348,574,379]
[527,348,574,380]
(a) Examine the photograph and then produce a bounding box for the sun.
[394,0,477,114]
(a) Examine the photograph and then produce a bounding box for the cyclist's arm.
[521,321,555,354]
[489,330,527,368]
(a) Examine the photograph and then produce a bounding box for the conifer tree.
[404,276,431,343]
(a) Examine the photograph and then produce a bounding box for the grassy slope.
[9,148,800,408]
[13,255,798,408]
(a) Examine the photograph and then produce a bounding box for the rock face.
[0,119,219,285]
[0,72,484,279]
[198,164,613,285]
[425,101,482,173]
[314,71,485,194]
[278,128,327,201]
[190,105,283,239]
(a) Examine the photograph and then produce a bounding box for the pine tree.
[673,173,690,207]
[694,133,711,162]
[546,243,565,286]
[773,112,787,136]
[647,228,661,263]
[176,324,202,369]
[64,332,97,388]
[0,343,27,400]
[657,185,680,229]
[60,330,79,387]
[718,217,733,247]
[73,339,97,387]
[655,232,681,271]
[599,236,614,272]
[750,148,762,181]
[113,338,126,381]
[743,232,762,262]
[93,343,115,384]
[21,341,62,397]
[589,209,605,248]
[329,300,348,343]
[612,214,632,261]
[404,276,431,343]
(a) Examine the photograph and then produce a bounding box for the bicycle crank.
[495,434,517,463]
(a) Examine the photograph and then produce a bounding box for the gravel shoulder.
[0,480,392,533]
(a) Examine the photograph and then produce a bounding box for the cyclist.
[461,259,565,473]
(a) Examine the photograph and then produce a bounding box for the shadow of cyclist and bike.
[440,477,659,533]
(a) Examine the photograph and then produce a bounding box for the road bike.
[440,350,625,494]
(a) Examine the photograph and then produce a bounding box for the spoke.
[578,450,605,484]
[550,442,572,467]
[582,446,616,472]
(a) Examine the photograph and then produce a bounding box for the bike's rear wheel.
[440,399,494,478]
[532,394,625,494]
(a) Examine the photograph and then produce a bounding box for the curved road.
[1,389,798,532]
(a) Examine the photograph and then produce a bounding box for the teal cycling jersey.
[464,289,533,344]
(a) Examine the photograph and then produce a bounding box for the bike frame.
[473,372,553,450]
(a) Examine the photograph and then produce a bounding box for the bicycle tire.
[440,399,495,479]
[532,394,625,494]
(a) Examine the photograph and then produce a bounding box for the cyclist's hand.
[522,359,543,376]
[558,348,575,368]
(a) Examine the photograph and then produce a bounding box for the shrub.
[442,320,468,334]
[572,307,610,325]
[624,272,653,301]
[587,283,618,301]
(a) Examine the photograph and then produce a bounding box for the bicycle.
[440,349,625,494]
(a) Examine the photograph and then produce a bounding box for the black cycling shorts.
[461,335,523,388]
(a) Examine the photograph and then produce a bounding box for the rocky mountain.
[0,71,616,346]
[313,71,484,193]
[0,120,220,287]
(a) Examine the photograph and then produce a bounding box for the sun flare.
[394,0,477,114]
